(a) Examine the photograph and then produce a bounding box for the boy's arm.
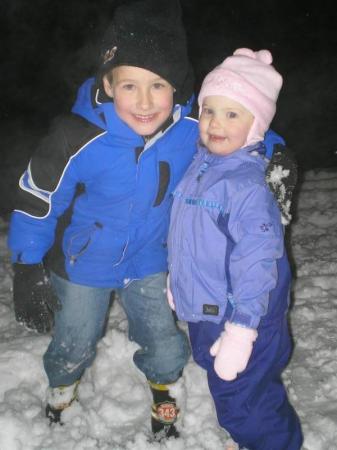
[266,144,297,225]
[263,130,298,225]
[8,118,82,263]
[7,118,81,332]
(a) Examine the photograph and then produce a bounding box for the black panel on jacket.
[153,161,170,207]
[45,183,85,280]
[15,114,104,217]
[134,146,144,163]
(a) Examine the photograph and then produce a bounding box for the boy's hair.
[97,0,194,105]
[198,48,283,146]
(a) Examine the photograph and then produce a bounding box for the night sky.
[1,0,336,213]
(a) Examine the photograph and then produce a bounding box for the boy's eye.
[152,82,166,89]
[227,111,238,119]
[122,83,135,91]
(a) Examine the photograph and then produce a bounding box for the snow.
[1,169,337,449]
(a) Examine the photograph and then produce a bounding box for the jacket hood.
[71,78,108,130]
[196,128,284,168]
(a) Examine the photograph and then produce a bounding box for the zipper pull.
[197,162,210,181]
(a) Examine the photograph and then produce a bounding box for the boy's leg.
[117,272,190,384]
[188,316,303,450]
[43,272,112,388]
[117,272,190,438]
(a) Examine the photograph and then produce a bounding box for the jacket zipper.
[171,157,205,318]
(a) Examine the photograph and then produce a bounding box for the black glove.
[266,144,298,225]
[13,263,62,333]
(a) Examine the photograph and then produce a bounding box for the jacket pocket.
[65,222,103,265]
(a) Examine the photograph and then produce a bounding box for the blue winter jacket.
[167,144,288,329]
[8,78,199,287]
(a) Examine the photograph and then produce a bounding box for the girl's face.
[199,96,254,156]
[103,66,175,136]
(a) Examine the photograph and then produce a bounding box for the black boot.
[45,403,64,425]
[149,381,180,441]
[45,381,79,425]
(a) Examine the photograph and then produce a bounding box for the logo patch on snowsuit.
[203,304,219,316]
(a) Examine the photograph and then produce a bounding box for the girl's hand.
[210,321,258,381]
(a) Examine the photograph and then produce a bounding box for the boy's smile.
[103,66,175,136]
[199,96,254,156]
[133,113,157,123]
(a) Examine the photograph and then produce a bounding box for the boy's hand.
[266,145,297,225]
[210,321,258,381]
[13,263,61,333]
[166,274,175,310]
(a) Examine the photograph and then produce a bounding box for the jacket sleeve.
[226,182,285,329]
[7,119,80,263]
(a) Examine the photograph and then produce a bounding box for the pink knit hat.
[198,48,283,146]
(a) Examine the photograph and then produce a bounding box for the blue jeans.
[43,272,190,387]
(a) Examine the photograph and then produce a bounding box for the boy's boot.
[149,381,180,440]
[45,380,79,424]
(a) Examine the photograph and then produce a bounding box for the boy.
[8,0,196,439]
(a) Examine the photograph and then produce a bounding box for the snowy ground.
[0,169,337,450]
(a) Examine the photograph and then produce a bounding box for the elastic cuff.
[148,381,170,391]
[12,250,44,264]
[229,309,260,329]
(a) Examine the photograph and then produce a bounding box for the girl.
[167,48,303,449]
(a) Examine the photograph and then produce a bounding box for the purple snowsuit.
[168,144,303,450]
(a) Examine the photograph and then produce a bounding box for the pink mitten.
[166,274,175,311]
[210,321,258,381]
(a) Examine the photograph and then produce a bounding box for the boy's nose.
[137,89,152,110]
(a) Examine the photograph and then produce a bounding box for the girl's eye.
[227,111,238,119]
[202,108,213,115]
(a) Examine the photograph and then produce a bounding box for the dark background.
[1,0,336,215]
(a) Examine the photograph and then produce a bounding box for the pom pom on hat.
[233,48,273,64]
[198,48,283,146]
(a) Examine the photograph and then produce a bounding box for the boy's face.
[103,66,175,136]
[199,96,254,156]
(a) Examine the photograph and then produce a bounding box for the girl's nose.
[209,116,221,129]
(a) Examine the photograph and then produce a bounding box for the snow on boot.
[45,380,79,425]
[149,381,180,441]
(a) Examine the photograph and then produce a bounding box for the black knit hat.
[97,0,194,104]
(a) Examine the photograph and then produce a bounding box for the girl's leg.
[188,316,303,450]
[43,272,112,387]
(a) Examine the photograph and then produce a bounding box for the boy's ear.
[102,75,114,99]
